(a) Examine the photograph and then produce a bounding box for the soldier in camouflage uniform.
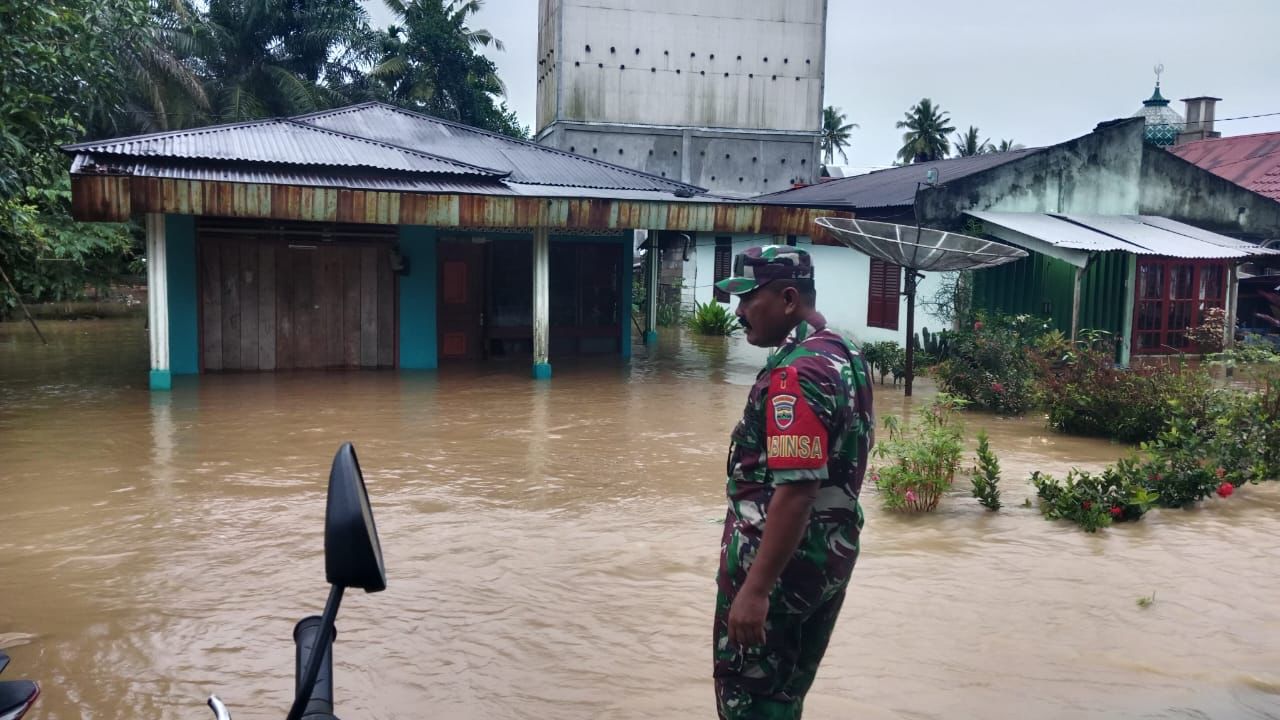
[712,246,874,720]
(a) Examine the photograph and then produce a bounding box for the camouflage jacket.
[720,316,874,609]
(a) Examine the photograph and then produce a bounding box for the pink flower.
[1082,500,1092,510]
[905,490,918,503]
[974,321,984,331]
[1110,506,1123,518]
[991,382,1005,394]
[1217,482,1234,498]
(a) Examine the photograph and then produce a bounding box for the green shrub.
[683,300,739,336]
[861,340,906,385]
[1030,461,1160,532]
[872,395,966,512]
[933,315,1038,414]
[1033,331,1213,444]
[969,429,1001,510]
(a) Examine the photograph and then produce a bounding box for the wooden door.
[438,241,485,360]
[200,236,396,371]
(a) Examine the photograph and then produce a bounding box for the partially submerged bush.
[683,300,739,336]
[969,429,1001,511]
[1033,331,1213,444]
[933,315,1038,414]
[1030,462,1160,532]
[872,395,966,512]
[861,340,906,385]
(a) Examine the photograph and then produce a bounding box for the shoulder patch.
[765,367,828,471]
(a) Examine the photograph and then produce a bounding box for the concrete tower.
[535,0,827,197]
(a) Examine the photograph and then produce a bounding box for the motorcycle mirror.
[324,442,386,592]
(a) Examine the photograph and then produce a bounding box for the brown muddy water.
[1,318,1278,720]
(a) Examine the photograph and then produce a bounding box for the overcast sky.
[363,0,1280,171]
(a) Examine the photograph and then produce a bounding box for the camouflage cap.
[714,245,814,296]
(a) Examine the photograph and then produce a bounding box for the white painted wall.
[691,236,952,348]
[538,0,825,132]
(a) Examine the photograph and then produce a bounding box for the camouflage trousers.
[712,585,847,720]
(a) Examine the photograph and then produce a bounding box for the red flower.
[1110,506,1123,518]
[1215,466,1226,480]
[974,321,984,331]
[991,382,1005,394]
[1082,500,1092,510]
[1217,482,1234,498]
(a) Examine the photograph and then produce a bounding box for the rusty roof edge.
[292,101,710,195]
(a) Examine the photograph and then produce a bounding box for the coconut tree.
[821,105,858,165]
[994,139,1026,152]
[198,0,375,120]
[895,98,955,164]
[953,126,991,157]
[371,0,517,133]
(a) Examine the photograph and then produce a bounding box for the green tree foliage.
[895,98,955,164]
[0,0,146,313]
[821,106,858,166]
[953,126,991,157]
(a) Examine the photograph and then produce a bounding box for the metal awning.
[966,211,1280,268]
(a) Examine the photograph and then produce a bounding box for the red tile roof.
[1168,131,1280,202]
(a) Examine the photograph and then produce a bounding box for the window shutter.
[867,259,901,330]
[713,239,732,303]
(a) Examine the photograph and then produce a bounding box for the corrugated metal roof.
[1168,132,1280,202]
[968,211,1280,260]
[968,210,1138,253]
[754,149,1040,209]
[66,118,503,177]
[293,102,706,194]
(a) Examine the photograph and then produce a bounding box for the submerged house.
[65,102,835,389]
[754,117,1280,363]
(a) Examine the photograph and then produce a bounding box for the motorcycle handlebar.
[293,616,336,719]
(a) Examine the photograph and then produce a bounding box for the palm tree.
[199,0,375,121]
[371,0,515,132]
[993,139,1025,152]
[895,98,955,164]
[821,105,858,166]
[953,126,991,157]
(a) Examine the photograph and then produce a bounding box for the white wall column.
[1070,266,1085,341]
[146,213,172,390]
[532,228,551,379]
[1120,254,1136,367]
[1225,264,1240,350]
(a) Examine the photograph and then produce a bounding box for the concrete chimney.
[1177,96,1223,144]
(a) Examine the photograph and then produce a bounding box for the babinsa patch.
[765,367,828,471]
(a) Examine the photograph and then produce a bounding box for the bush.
[1186,307,1227,355]
[1033,331,1214,444]
[861,340,906,385]
[1030,461,1160,532]
[683,300,739,336]
[933,315,1038,414]
[872,395,966,512]
[969,429,1001,510]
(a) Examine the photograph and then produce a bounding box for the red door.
[438,241,485,360]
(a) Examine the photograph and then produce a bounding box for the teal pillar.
[398,226,438,369]
[166,215,198,375]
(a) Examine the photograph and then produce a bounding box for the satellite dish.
[815,217,1027,272]
[815,216,1028,396]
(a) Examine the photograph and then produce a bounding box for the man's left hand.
[727,587,770,647]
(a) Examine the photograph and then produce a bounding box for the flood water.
[2,318,1279,720]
